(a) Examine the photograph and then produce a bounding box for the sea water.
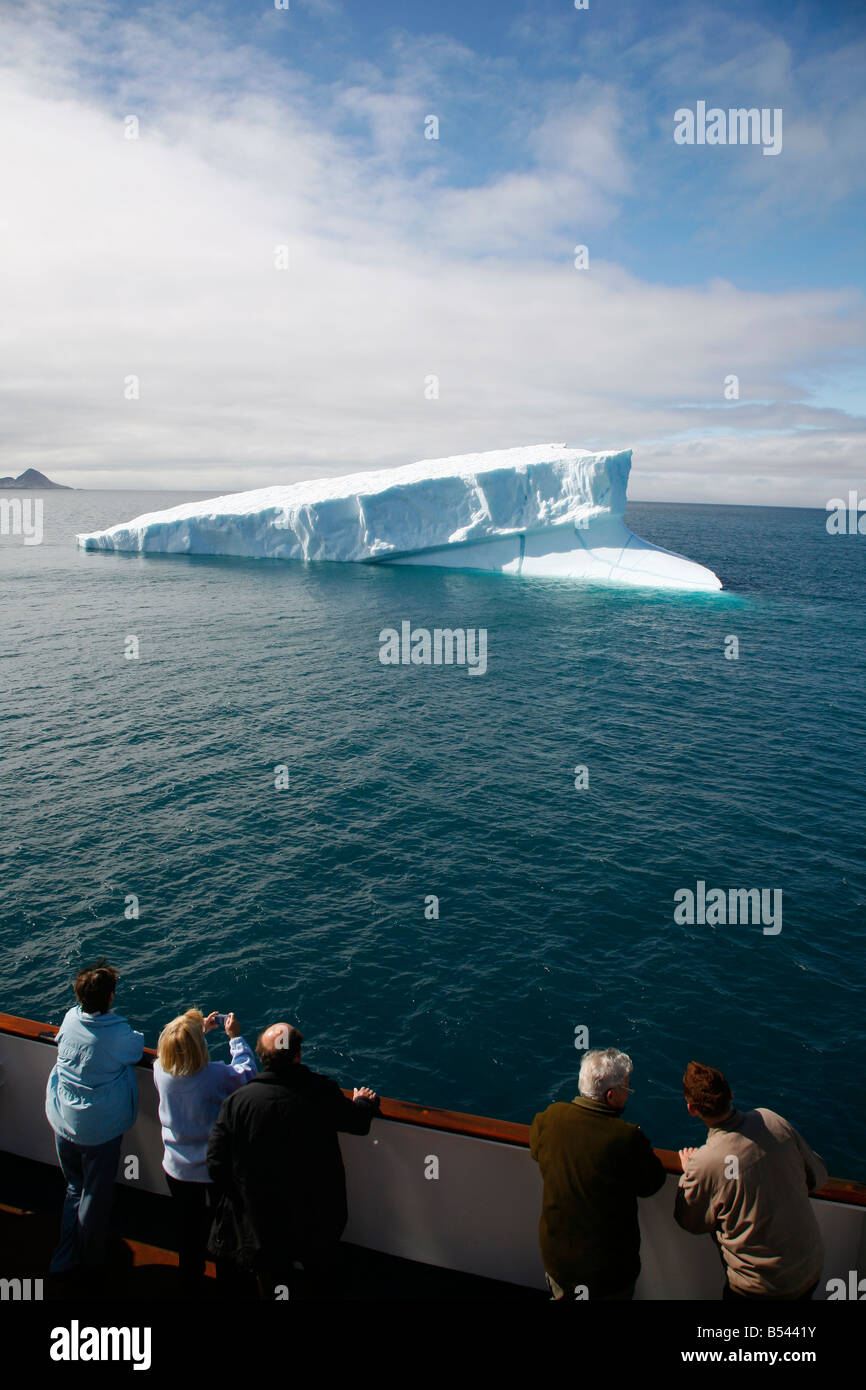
[1,489,863,1178]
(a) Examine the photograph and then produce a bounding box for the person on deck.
[206,1022,379,1299]
[45,960,144,1278]
[675,1061,827,1300]
[153,1008,257,1294]
[530,1047,666,1301]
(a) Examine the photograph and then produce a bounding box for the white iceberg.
[76,444,722,592]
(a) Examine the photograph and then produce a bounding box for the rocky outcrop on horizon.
[0,468,72,489]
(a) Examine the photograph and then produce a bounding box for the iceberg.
[76,445,722,592]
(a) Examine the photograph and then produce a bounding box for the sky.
[0,0,864,503]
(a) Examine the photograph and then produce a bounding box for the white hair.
[578,1047,632,1100]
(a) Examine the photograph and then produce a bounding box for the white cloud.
[0,1,862,504]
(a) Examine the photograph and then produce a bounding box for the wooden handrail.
[2,1011,864,1208]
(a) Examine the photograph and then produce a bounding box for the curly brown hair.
[683,1061,732,1119]
[74,960,118,1015]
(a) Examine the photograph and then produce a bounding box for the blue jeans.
[51,1134,122,1273]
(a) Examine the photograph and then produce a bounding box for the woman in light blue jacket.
[45,960,144,1275]
[152,1008,256,1291]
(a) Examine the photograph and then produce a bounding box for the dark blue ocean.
[1,490,863,1179]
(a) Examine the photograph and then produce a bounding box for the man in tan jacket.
[674,1061,827,1300]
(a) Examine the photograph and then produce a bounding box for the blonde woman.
[153,1009,256,1292]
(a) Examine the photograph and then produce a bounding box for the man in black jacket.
[206,1022,378,1298]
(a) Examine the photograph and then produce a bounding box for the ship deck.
[0,1151,541,1302]
[2,1012,864,1305]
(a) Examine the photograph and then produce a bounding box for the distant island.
[0,468,72,490]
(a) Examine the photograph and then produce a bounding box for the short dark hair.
[683,1061,732,1119]
[74,960,118,1015]
[256,1024,303,1067]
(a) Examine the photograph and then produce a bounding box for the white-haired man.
[530,1047,665,1300]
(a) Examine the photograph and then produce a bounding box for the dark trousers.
[261,1240,342,1300]
[215,1240,343,1301]
[52,1134,122,1274]
[723,1279,818,1301]
[165,1173,216,1289]
[545,1270,636,1301]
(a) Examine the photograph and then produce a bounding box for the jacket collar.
[76,1007,119,1025]
[252,1063,309,1086]
[570,1095,622,1117]
[708,1108,745,1135]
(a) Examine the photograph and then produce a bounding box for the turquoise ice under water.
[1,490,864,1177]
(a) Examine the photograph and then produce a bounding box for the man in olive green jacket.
[530,1047,666,1300]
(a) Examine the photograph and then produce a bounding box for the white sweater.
[153,1037,257,1182]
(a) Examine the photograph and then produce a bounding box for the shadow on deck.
[0,1151,543,1302]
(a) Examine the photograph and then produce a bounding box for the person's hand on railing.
[354,1086,379,1105]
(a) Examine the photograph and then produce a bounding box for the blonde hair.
[157,1009,209,1077]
